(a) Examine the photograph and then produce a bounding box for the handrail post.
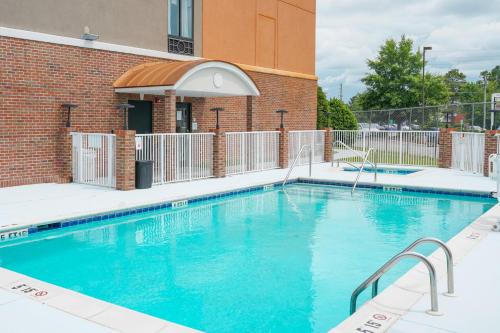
[282,144,312,186]
[309,144,312,177]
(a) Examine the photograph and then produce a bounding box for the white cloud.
[316,0,500,101]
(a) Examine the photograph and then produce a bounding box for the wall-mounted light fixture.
[275,109,288,129]
[81,26,99,41]
[116,103,135,130]
[62,103,78,127]
[210,107,224,129]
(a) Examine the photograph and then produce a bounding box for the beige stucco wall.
[0,0,171,52]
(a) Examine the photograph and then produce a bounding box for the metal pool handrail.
[332,140,377,169]
[283,144,312,186]
[371,237,455,298]
[350,251,439,315]
[351,148,376,194]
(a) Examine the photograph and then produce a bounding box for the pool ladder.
[331,140,377,193]
[350,237,455,316]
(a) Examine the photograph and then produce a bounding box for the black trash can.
[135,160,153,189]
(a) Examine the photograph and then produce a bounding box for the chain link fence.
[353,102,496,132]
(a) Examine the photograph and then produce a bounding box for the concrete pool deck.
[0,163,498,333]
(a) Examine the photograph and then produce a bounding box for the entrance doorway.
[128,100,153,134]
[176,103,192,133]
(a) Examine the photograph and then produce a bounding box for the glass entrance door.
[176,103,191,133]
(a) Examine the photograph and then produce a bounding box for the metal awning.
[113,60,260,97]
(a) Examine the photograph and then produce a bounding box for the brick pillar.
[115,130,136,191]
[212,129,226,178]
[484,130,499,176]
[246,96,255,131]
[163,90,177,133]
[324,128,333,162]
[278,128,289,168]
[58,127,75,183]
[438,128,455,168]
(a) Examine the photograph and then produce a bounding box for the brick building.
[0,0,318,187]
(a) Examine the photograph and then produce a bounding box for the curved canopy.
[114,60,260,97]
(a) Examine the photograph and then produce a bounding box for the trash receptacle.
[135,160,153,189]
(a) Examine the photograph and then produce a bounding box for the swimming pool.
[342,166,421,175]
[0,183,494,332]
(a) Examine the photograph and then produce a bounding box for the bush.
[329,98,358,130]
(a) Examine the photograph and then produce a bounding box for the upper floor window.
[168,0,194,55]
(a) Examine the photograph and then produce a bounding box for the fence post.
[58,127,76,183]
[399,131,403,164]
[438,128,455,168]
[324,128,333,162]
[115,130,136,190]
[484,130,500,176]
[212,129,226,178]
[278,128,289,168]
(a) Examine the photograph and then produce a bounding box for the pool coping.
[0,178,497,333]
[328,199,500,333]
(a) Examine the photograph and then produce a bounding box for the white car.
[358,123,380,132]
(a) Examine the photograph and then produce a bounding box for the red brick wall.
[0,36,316,187]
[438,128,455,168]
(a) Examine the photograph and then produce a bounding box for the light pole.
[422,46,432,125]
[483,74,488,130]
[115,103,135,130]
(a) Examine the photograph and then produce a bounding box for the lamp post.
[115,103,135,130]
[275,109,288,129]
[62,103,78,128]
[483,74,488,130]
[210,107,224,129]
[422,46,432,125]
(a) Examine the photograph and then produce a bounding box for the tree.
[317,86,330,129]
[359,36,450,128]
[329,98,358,130]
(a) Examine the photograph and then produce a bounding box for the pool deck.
[0,163,498,333]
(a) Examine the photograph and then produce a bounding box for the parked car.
[358,123,380,132]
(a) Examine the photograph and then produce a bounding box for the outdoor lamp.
[444,112,453,128]
[62,103,78,128]
[275,109,288,129]
[210,107,224,129]
[116,103,135,130]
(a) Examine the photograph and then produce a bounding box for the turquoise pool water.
[0,184,495,332]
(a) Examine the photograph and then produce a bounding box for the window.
[168,0,194,55]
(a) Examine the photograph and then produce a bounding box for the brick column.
[323,128,333,162]
[212,129,226,178]
[58,127,76,183]
[115,130,136,191]
[278,128,289,168]
[163,90,177,133]
[246,96,255,131]
[438,128,455,168]
[484,130,499,176]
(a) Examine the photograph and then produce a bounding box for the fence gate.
[451,132,485,174]
[72,133,116,187]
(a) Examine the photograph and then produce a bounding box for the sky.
[316,0,500,101]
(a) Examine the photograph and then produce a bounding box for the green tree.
[317,86,330,129]
[360,36,450,128]
[329,98,358,130]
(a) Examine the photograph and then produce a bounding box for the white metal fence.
[72,133,116,187]
[452,132,485,174]
[288,130,325,165]
[332,130,439,166]
[136,133,214,185]
[226,131,280,175]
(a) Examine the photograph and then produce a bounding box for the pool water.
[0,184,494,333]
[343,166,421,175]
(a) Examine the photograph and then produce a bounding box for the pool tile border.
[1,178,494,242]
